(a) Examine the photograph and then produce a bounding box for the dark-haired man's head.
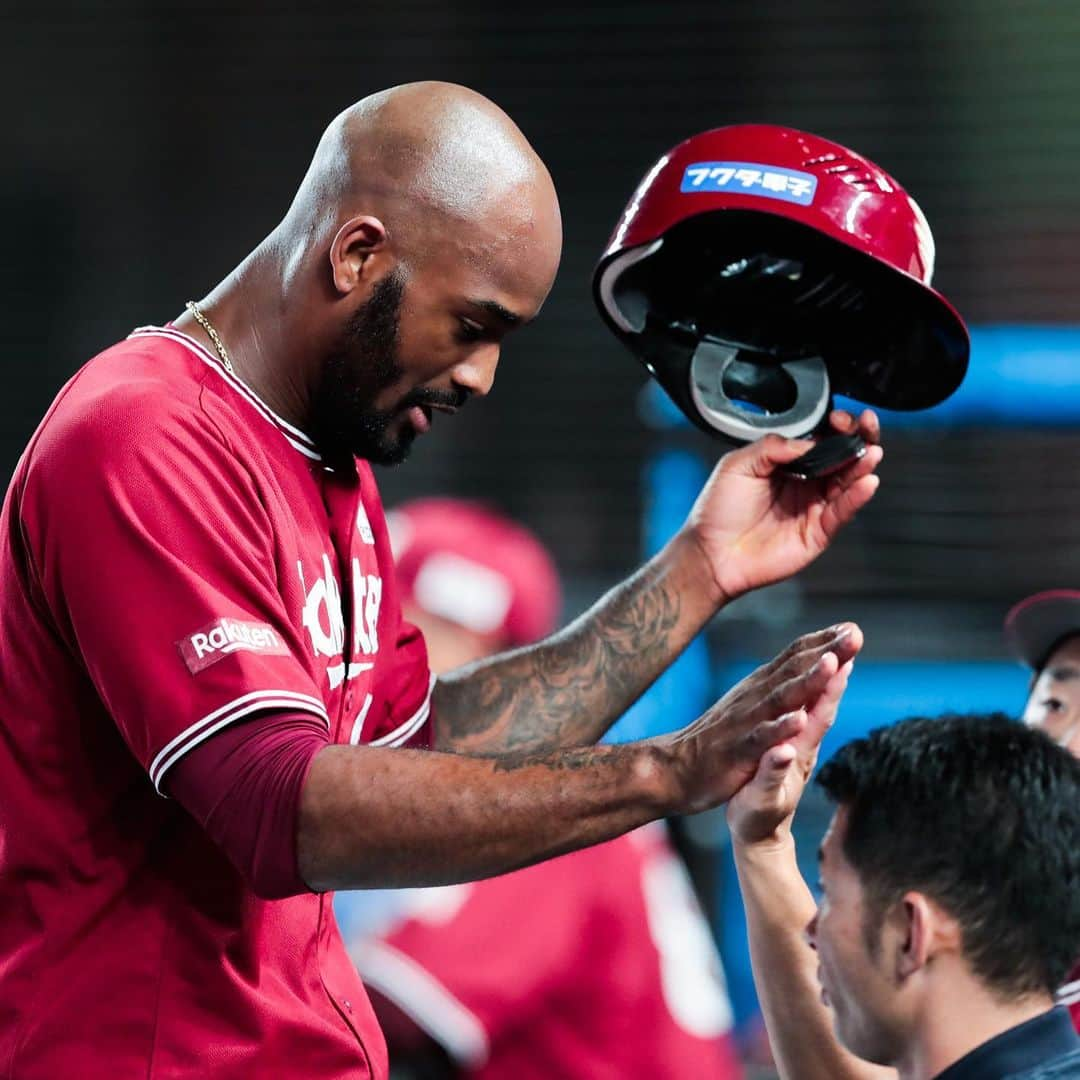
[806,713,1080,1069]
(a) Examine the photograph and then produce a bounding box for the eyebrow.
[467,299,523,327]
[1047,664,1080,682]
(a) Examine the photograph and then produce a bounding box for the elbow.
[295,744,352,894]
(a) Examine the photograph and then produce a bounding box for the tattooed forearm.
[487,744,627,775]
[433,535,719,755]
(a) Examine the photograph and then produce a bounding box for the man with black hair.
[726,705,1080,1080]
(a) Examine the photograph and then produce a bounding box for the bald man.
[0,83,879,1077]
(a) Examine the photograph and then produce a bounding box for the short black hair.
[817,713,1080,999]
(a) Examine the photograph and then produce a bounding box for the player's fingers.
[825,444,883,501]
[828,409,859,435]
[743,709,808,759]
[857,408,882,445]
[755,742,799,787]
[728,433,817,479]
[757,623,854,679]
[766,650,840,716]
[807,660,855,747]
[763,624,860,688]
[828,625,862,666]
[820,473,880,538]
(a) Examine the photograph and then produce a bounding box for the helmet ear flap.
[688,340,831,441]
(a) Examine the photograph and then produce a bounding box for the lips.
[407,405,431,434]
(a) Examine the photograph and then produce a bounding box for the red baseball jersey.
[1060,962,1080,1032]
[0,325,433,1078]
[351,824,743,1079]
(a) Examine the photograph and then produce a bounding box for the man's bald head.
[284,81,561,272]
[267,83,562,470]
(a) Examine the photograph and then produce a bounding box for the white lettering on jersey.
[348,693,375,745]
[301,553,346,659]
[352,559,382,658]
[356,503,376,545]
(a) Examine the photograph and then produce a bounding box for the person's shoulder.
[26,330,224,478]
[50,329,208,424]
[1009,1046,1080,1078]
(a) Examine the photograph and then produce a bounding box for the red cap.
[1004,589,1080,671]
[387,499,561,648]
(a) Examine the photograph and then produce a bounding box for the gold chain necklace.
[185,300,235,375]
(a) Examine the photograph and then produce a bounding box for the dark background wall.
[5,0,1079,659]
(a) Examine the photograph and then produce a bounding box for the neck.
[895,976,1054,1080]
[176,232,317,432]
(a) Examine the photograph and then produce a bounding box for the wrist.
[667,526,730,613]
[732,827,798,861]
[631,738,682,817]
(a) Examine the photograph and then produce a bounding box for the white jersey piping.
[128,325,321,461]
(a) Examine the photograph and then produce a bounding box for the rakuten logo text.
[178,618,289,674]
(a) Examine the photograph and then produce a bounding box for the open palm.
[727,649,857,846]
[688,412,882,602]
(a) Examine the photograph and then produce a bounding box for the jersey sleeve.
[21,382,327,792]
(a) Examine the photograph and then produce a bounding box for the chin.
[358,429,417,468]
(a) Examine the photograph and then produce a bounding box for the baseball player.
[345,498,743,1078]
[1005,589,1080,1028]
[0,82,878,1076]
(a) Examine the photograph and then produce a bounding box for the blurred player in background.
[343,498,743,1079]
[1005,588,1080,1028]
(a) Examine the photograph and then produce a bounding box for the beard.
[311,268,416,469]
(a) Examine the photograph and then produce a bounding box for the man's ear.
[894,892,955,981]
[329,216,389,295]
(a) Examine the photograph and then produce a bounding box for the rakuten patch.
[177,618,290,674]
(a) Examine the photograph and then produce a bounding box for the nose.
[452,343,500,398]
[805,910,819,951]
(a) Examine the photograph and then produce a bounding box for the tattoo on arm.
[487,744,617,775]
[433,560,684,754]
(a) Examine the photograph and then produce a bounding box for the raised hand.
[726,630,859,847]
[685,410,882,603]
[655,624,862,816]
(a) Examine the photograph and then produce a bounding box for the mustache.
[401,386,470,411]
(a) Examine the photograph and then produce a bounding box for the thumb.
[747,708,808,758]
[738,434,817,479]
[752,742,798,792]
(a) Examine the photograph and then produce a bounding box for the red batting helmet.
[594,124,970,442]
